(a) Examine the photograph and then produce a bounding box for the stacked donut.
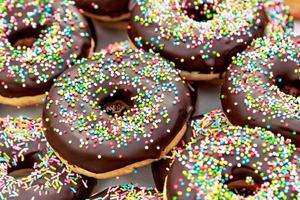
[0,0,95,107]
[0,0,299,199]
[43,41,193,180]
[162,110,300,199]
[221,33,300,146]
[128,0,293,80]
[0,1,98,198]
[151,29,299,200]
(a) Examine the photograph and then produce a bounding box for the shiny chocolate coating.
[75,0,130,18]
[43,42,193,176]
[165,110,300,199]
[0,0,93,98]
[221,34,300,147]
[128,0,291,74]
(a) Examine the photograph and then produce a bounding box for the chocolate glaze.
[166,128,300,199]
[0,118,96,200]
[151,115,202,192]
[85,17,98,49]
[128,0,268,74]
[182,0,217,22]
[43,44,193,175]
[151,80,197,192]
[221,36,300,147]
[0,1,92,98]
[75,0,130,18]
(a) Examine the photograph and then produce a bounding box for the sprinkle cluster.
[94,184,162,200]
[132,0,291,54]
[168,110,300,199]
[191,109,231,135]
[45,41,190,152]
[0,0,90,89]
[160,110,231,172]
[0,117,90,198]
[222,33,299,130]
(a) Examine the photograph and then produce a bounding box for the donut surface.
[221,33,300,147]
[0,0,93,101]
[152,111,231,192]
[151,114,201,192]
[90,184,162,199]
[43,42,193,179]
[75,0,130,21]
[165,110,300,199]
[0,117,95,199]
[128,0,292,78]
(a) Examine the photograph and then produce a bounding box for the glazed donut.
[0,116,96,199]
[0,0,94,107]
[221,33,300,147]
[43,42,193,179]
[128,0,292,80]
[90,184,162,199]
[75,0,130,22]
[165,110,300,199]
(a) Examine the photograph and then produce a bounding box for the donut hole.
[8,26,45,48]
[225,166,265,197]
[7,153,36,179]
[100,90,134,116]
[182,0,217,22]
[276,79,300,98]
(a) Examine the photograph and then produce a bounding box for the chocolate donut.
[221,33,300,147]
[75,0,130,22]
[151,77,198,192]
[89,184,162,199]
[0,116,95,199]
[165,110,300,199]
[151,115,201,192]
[128,0,292,80]
[43,42,193,179]
[0,0,94,106]
[152,110,231,192]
